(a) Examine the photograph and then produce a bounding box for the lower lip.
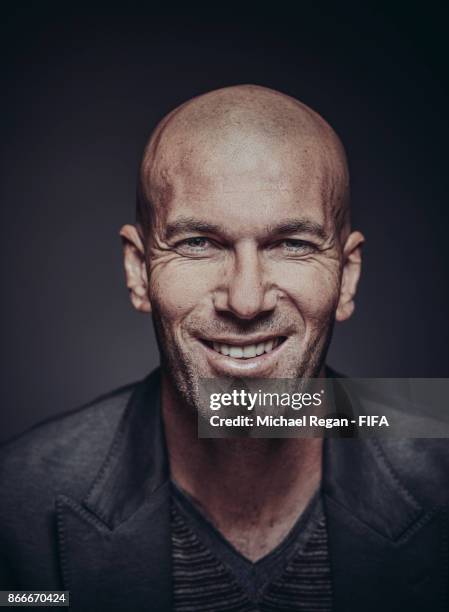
[198,339,288,376]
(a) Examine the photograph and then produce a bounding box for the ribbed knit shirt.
[171,482,332,611]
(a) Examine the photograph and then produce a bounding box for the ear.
[119,224,152,314]
[336,230,365,322]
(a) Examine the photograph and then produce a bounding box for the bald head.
[137,85,350,241]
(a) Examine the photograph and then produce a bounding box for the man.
[0,85,448,611]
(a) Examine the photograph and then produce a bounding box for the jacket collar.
[82,369,168,529]
[66,368,424,542]
[322,374,424,540]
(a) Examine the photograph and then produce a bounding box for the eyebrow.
[165,216,327,241]
[267,220,327,240]
[165,218,226,240]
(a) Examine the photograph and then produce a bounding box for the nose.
[213,242,276,319]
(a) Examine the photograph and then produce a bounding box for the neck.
[162,374,323,560]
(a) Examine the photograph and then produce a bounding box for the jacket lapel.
[323,436,448,611]
[56,371,173,612]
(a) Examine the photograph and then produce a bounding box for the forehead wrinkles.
[140,92,349,236]
[146,145,344,240]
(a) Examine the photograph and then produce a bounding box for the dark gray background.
[1,4,448,442]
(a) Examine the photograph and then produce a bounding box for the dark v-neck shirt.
[170,482,332,611]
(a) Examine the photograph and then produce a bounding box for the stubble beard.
[151,309,336,420]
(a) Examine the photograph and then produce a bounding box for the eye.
[185,237,209,249]
[280,239,316,254]
[176,236,215,255]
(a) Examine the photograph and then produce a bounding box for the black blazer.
[1,369,448,611]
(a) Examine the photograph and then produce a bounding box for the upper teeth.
[211,338,281,359]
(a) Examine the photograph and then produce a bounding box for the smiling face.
[121,86,364,412]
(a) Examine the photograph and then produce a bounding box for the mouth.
[202,336,287,359]
[197,334,288,376]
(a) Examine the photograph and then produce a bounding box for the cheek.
[149,260,217,321]
[278,263,341,320]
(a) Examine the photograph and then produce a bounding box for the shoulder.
[0,380,140,504]
[326,370,449,505]
[377,438,449,506]
[0,372,161,587]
